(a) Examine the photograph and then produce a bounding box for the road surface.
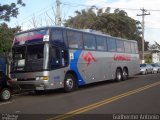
[0,73,160,120]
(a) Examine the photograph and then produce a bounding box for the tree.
[64,7,149,51]
[0,23,21,75]
[65,8,97,29]
[0,23,21,54]
[0,0,25,75]
[149,41,160,52]
[0,0,25,21]
[0,0,25,54]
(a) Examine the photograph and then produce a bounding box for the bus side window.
[134,43,139,54]
[61,49,69,67]
[50,47,68,69]
[131,42,135,54]
[108,38,116,52]
[67,30,83,49]
[116,39,124,52]
[83,34,96,50]
[50,47,61,69]
[51,29,64,46]
[124,41,131,53]
[96,36,107,51]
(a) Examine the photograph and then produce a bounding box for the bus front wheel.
[64,74,76,92]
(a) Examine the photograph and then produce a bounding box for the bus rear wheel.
[122,68,128,81]
[64,74,76,92]
[115,68,122,82]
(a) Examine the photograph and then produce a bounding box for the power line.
[61,1,160,12]
[4,1,160,31]
[146,27,160,29]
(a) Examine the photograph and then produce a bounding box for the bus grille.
[19,84,36,90]
[17,78,36,81]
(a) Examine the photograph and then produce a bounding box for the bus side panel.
[70,50,116,85]
[49,68,68,89]
[69,50,86,85]
[69,50,139,86]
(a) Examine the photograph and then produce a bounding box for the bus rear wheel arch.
[64,72,77,92]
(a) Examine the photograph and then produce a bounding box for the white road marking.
[0,101,12,106]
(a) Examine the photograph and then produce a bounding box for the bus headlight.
[12,78,17,81]
[36,76,49,80]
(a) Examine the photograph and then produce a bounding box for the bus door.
[49,46,69,88]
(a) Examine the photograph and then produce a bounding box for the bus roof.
[15,26,137,43]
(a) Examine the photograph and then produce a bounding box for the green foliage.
[64,7,149,51]
[0,0,24,54]
[65,7,97,29]
[0,0,25,21]
[0,23,21,54]
[145,54,152,64]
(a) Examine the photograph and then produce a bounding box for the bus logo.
[82,52,97,66]
[114,54,131,61]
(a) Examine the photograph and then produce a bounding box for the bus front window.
[26,44,45,71]
[12,46,26,71]
[11,43,49,72]
[27,44,44,60]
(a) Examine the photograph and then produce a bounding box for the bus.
[10,26,139,92]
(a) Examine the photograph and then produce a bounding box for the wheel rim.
[2,89,11,100]
[66,78,73,89]
[123,70,127,79]
[117,71,121,80]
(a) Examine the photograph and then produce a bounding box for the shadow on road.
[13,76,137,97]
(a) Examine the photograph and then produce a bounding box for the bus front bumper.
[12,80,50,91]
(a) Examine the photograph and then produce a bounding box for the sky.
[1,0,160,45]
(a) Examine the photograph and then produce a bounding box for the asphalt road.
[0,73,160,120]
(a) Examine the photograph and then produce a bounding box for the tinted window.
[131,42,135,54]
[51,29,64,45]
[140,64,146,67]
[50,47,61,69]
[116,40,124,52]
[96,36,107,51]
[14,29,48,45]
[67,31,83,49]
[25,44,44,71]
[108,38,116,52]
[84,34,96,50]
[27,44,44,60]
[124,41,131,53]
[134,43,138,53]
[63,30,68,47]
[50,47,69,69]
[12,46,26,71]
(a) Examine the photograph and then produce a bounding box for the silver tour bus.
[10,26,139,92]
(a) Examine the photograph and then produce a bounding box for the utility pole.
[137,8,150,63]
[56,0,61,26]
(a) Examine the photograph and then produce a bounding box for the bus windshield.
[11,43,46,72]
[14,29,48,45]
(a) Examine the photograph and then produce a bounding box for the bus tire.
[64,74,76,92]
[122,68,128,81]
[115,68,122,82]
